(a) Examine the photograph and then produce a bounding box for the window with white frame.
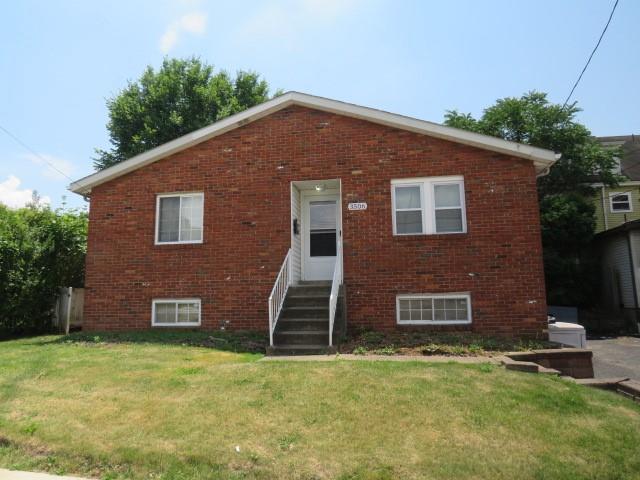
[152,299,201,326]
[397,294,471,325]
[610,192,632,213]
[392,177,466,235]
[156,193,204,244]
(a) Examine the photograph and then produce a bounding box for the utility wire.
[562,0,620,109]
[0,123,74,182]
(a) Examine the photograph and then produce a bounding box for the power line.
[562,0,620,109]
[0,123,74,182]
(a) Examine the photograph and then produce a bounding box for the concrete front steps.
[267,281,338,356]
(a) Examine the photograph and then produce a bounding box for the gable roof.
[598,134,640,181]
[69,91,560,195]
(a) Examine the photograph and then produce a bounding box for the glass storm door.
[302,195,338,281]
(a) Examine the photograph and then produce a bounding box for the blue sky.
[0,0,637,210]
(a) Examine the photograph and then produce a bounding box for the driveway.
[589,336,640,380]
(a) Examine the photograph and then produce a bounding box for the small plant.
[277,434,299,451]
[361,331,385,345]
[23,422,38,436]
[373,345,397,355]
[420,344,443,355]
[478,363,494,373]
[353,346,369,355]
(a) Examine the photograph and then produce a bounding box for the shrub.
[0,203,87,337]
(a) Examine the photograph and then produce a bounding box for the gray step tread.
[271,344,329,350]
[283,305,329,310]
[276,330,329,335]
[279,317,328,322]
[287,294,330,298]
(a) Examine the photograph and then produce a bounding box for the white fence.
[53,287,84,334]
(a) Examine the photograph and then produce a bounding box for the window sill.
[393,232,468,239]
[154,240,204,246]
[152,323,201,328]
[397,320,471,326]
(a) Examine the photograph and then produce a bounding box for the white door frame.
[301,188,341,281]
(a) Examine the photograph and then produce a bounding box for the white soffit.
[69,91,559,195]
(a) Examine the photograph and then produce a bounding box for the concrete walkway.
[0,470,90,480]
[261,354,500,363]
[589,336,640,380]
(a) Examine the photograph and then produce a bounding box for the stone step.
[277,318,329,331]
[296,281,332,286]
[280,306,329,319]
[266,345,336,356]
[285,295,329,308]
[288,285,332,296]
[274,330,329,345]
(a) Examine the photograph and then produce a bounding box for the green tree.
[94,57,277,170]
[0,203,87,337]
[444,91,620,306]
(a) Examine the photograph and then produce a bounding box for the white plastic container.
[548,322,587,348]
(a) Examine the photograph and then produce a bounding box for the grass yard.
[0,335,639,480]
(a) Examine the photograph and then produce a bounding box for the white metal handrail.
[328,239,343,347]
[268,249,292,347]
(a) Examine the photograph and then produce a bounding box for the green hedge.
[0,203,87,337]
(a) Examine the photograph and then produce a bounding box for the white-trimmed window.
[396,294,471,325]
[152,299,201,326]
[610,192,632,213]
[156,193,204,244]
[392,177,466,235]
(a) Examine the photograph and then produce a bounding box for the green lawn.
[0,334,639,480]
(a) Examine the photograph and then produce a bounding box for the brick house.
[69,92,558,353]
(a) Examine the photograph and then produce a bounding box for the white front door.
[302,193,339,281]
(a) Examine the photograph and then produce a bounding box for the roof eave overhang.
[69,92,558,195]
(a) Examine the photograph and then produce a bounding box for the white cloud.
[0,175,50,208]
[160,12,207,53]
[24,153,74,181]
[238,0,361,42]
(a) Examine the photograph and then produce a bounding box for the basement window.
[156,193,204,244]
[610,193,632,213]
[396,294,471,325]
[152,299,201,327]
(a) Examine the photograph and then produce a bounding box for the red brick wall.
[84,106,547,337]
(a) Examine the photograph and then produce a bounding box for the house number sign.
[348,202,367,211]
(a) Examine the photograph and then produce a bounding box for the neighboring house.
[593,220,640,333]
[69,92,557,352]
[594,135,640,233]
[592,135,640,333]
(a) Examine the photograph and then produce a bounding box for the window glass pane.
[177,302,200,323]
[456,309,468,320]
[180,195,203,242]
[395,186,421,209]
[434,184,461,208]
[433,298,445,310]
[155,303,176,324]
[422,307,433,321]
[435,209,463,233]
[396,211,423,234]
[310,231,336,257]
[399,300,410,311]
[421,298,433,311]
[410,309,422,321]
[399,309,410,321]
[310,201,336,230]
[445,309,458,320]
[434,308,445,321]
[410,300,422,310]
[445,298,457,309]
[158,197,180,242]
